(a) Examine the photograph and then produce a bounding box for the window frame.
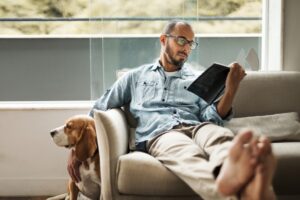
[262,0,283,71]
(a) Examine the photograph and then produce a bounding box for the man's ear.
[160,34,167,46]
[75,125,97,161]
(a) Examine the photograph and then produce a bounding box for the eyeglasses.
[165,34,198,50]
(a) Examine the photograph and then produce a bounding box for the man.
[68,20,276,200]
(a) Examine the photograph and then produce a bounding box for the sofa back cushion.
[233,71,300,117]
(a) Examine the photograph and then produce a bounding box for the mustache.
[177,51,188,57]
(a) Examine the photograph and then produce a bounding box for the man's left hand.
[225,62,247,95]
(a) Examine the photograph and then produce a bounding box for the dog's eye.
[65,124,72,129]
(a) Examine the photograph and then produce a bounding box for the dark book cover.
[187,63,230,104]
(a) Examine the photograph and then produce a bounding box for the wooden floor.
[0,197,50,200]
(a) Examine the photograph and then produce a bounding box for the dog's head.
[50,115,97,161]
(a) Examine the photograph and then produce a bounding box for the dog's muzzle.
[50,130,57,137]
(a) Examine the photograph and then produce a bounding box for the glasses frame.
[165,34,198,50]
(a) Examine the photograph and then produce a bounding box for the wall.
[0,102,91,196]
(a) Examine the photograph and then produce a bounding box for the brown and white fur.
[50,115,100,200]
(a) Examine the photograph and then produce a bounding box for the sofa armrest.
[94,108,129,200]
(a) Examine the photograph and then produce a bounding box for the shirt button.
[162,99,165,102]
[184,86,187,89]
[164,87,167,90]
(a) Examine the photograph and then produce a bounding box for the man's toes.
[256,163,265,174]
[258,137,272,156]
[249,137,260,156]
[236,130,254,144]
[230,130,253,159]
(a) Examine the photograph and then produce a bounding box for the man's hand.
[67,149,82,183]
[217,62,246,118]
[225,62,247,95]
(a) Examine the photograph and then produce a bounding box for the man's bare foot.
[241,137,277,200]
[216,130,259,196]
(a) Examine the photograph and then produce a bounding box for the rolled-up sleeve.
[198,100,233,126]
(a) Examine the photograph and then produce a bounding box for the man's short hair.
[162,20,192,34]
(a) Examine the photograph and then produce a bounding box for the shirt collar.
[150,59,193,78]
[150,59,162,71]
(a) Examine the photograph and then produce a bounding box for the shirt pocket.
[135,80,157,104]
[173,80,199,105]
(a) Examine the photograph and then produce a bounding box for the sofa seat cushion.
[116,151,197,196]
[272,142,300,195]
[116,143,300,196]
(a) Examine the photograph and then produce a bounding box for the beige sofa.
[94,71,300,200]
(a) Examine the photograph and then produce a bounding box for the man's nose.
[182,44,191,53]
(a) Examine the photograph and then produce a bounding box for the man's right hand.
[67,149,82,183]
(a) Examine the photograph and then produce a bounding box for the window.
[0,1,90,35]
[0,0,283,101]
[0,0,262,35]
[89,0,264,99]
[262,0,283,71]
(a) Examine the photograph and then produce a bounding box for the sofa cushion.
[233,72,300,117]
[116,143,300,196]
[224,112,300,142]
[116,151,197,196]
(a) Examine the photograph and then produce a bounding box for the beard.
[165,42,187,69]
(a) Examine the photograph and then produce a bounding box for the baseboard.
[0,177,69,196]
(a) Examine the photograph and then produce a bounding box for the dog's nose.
[50,130,57,137]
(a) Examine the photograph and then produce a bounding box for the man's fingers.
[73,161,82,182]
[229,62,246,81]
[67,164,78,182]
[68,162,81,183]
[67,150,81,183]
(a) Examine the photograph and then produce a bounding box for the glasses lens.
[168,35,198,50]
[176,37,187,46]
[190,42,196,49]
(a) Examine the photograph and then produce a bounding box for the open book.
[187,63,230,104]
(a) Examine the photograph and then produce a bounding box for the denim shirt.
[90,60,232,147]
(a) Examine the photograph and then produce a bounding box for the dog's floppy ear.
[75,124,97,161]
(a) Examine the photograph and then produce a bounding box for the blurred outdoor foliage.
[0,0,261,35]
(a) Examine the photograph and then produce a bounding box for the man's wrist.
[224,86,237,98]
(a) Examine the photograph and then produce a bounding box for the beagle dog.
[50,115,100,200]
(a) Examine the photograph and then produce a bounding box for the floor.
[0,197,50,200]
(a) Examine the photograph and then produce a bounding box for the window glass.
[0,0,261,35]
[89,0,262,99]
[0,0,262,101]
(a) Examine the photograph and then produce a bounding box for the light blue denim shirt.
[90,60,232,147]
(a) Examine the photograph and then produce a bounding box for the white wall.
[0,102,91,196]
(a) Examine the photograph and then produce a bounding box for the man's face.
[163,24,195,69]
